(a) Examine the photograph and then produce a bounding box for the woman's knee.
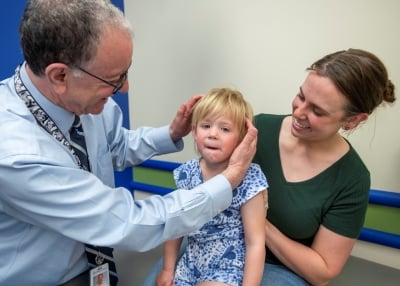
[261,263,310,286]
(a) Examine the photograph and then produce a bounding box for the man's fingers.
[186,94,203,111]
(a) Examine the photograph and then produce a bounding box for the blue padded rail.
[131,159,400,249]
[359,228,400,249]
[130,181,174,196]
[138,159,181,171]
[369,189,400,208]
[359,189,400,248]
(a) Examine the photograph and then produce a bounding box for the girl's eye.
[297,92,305,101]
[221,127,230,132]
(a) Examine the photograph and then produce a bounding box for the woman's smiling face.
[291,71,349,142]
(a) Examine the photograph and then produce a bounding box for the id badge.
[90,263,110,286]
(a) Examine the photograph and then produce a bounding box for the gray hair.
[20,0,133,75]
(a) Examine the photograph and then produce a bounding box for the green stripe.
[364,204,400,235]
[133,166,176,189]
[133,167,400,235]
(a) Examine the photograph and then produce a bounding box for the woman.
[255,48,396,285]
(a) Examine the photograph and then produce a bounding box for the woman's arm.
[241,191,266,286]
[157,237,183,286]
[265,220,355,285]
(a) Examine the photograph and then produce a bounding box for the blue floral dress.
[173,159,268,286]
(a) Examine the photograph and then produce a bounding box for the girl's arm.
[157,237,183,286]
[241,191,267,286]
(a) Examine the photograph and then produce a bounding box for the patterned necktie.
[69,115,118,285]
[69,115,90,171]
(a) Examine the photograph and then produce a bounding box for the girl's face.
[193,114,241,165]
[291,71,348,142]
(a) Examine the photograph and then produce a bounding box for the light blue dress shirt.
[0,64,232,285]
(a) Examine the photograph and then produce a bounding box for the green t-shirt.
[253,114,370,264]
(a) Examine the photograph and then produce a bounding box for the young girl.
[157,87,268,286]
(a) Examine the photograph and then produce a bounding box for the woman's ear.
[344,113,369,130]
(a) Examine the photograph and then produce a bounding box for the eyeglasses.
[77,66,128,94]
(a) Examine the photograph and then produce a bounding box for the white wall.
[124,0,400,268]
[125,0,400,192]
[125,0,400,269]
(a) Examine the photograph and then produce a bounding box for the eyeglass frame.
[77,66,128,94]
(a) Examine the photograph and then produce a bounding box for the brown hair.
[308,48,396,115]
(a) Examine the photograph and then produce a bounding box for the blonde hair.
[192,87,253,141]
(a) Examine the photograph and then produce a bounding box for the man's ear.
[344,113,369,130]
[44,63,70,93]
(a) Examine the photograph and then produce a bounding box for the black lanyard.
[13,64,85,170]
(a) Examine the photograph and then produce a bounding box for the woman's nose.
[293,101,307,118]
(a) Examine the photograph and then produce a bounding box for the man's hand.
[169,95,203,142]
[222,118,258,189]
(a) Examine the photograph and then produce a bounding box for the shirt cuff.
[152,125,184,153]
[201,174,233,213]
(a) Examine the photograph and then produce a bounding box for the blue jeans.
[261,263,310,286]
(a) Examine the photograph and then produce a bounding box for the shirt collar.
[19,62,75,134]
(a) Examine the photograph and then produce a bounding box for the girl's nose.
[207,126,218,138]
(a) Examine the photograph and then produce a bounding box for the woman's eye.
[313,108,324,116]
